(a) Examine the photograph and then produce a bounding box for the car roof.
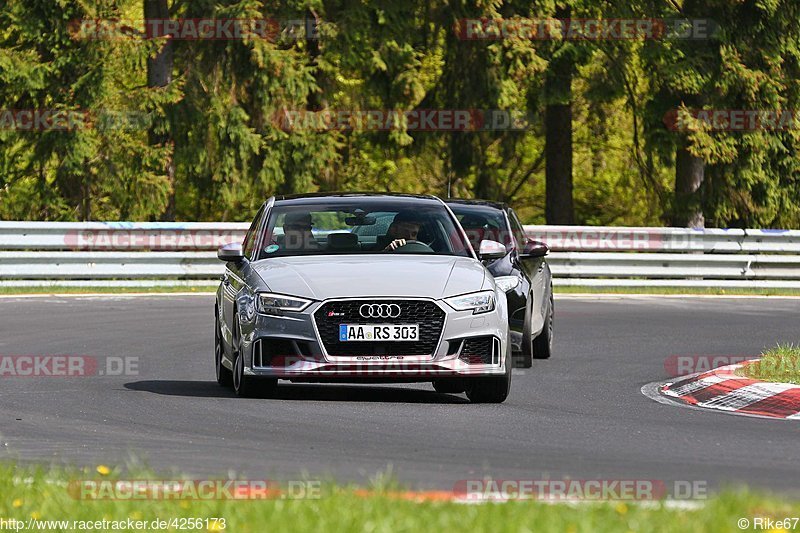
[446,198,508,211]
[274,192,438,202]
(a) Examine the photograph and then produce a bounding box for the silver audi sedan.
[214,193,512,403]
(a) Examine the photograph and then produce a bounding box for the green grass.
[2,463,800,532]
[737,344,800,385]
[555,286,800,296]
[0,285,218,295]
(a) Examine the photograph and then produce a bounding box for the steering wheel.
[387,240,435,254]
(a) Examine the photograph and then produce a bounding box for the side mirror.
[217,242,245,263]
[478,239,507,261]
[520,240,549,258]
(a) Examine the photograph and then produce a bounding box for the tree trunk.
[305,9,324,112]
[545,103,574,224]
[544,7,575,225]
[672,141,705,227]
[82,169,91,221]
[145,0,175,221]
[473,138,493,199]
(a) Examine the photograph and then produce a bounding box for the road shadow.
[123,380,470,404]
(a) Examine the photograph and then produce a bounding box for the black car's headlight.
[444,290,495,314]
[494,275,520,293]
[256,293,312,315]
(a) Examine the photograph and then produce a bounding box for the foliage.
[1,0,799,227]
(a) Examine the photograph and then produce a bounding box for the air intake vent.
[458,336,499,365]
[252,338,302,368]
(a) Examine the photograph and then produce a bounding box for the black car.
[447,200,554,366]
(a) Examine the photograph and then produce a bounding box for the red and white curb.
[658,362,800,419]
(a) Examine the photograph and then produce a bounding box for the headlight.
[444,291,495,314]
[494,276,520,293]
[256,293,312,315]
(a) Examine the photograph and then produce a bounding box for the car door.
[221,204,266,347]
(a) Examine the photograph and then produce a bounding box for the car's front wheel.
[215,313,233,387]
[466,342,511,404]
[532,291,554,360]
[231,314,277,397]
[519,292,535,368]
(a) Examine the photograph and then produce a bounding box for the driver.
[381,212,422,251]
[458,214,489,250]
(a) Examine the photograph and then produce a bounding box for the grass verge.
[737,344,800,385]
[2,463,800,532]
[555,286,800,296]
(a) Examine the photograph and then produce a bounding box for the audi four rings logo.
[359,303,402,318]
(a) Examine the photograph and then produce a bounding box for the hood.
[251,255,488,300]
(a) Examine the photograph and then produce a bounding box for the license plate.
[339,324,419,342]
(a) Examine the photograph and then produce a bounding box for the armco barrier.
[1,221,799,288]
[525,226,800,253]
[0,221,247,251]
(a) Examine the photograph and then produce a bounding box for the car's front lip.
[245,358,507,379]
[242,296,507,378]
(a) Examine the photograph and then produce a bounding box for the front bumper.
[238,297,508,381]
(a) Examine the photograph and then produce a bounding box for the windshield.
[255,198,472,260]
[447,203,515,252]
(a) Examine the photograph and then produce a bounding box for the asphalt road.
[1,294,799,493]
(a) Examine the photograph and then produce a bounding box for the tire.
[466,341,511,404]
[231,314,277,397]
[432,379,467,394]
[518,293,534,368]
[215,314,233,387]
[532,290,554,360]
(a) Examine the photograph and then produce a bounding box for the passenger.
[281,212,321,251]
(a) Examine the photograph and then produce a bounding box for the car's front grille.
[459,336,499,365]
[314,299,445,357]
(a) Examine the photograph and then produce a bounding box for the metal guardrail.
[0,221,247,251]
[525,226,800,288]
[1,222,800,288]
[525,226,800,253]
[0,251,219,278]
